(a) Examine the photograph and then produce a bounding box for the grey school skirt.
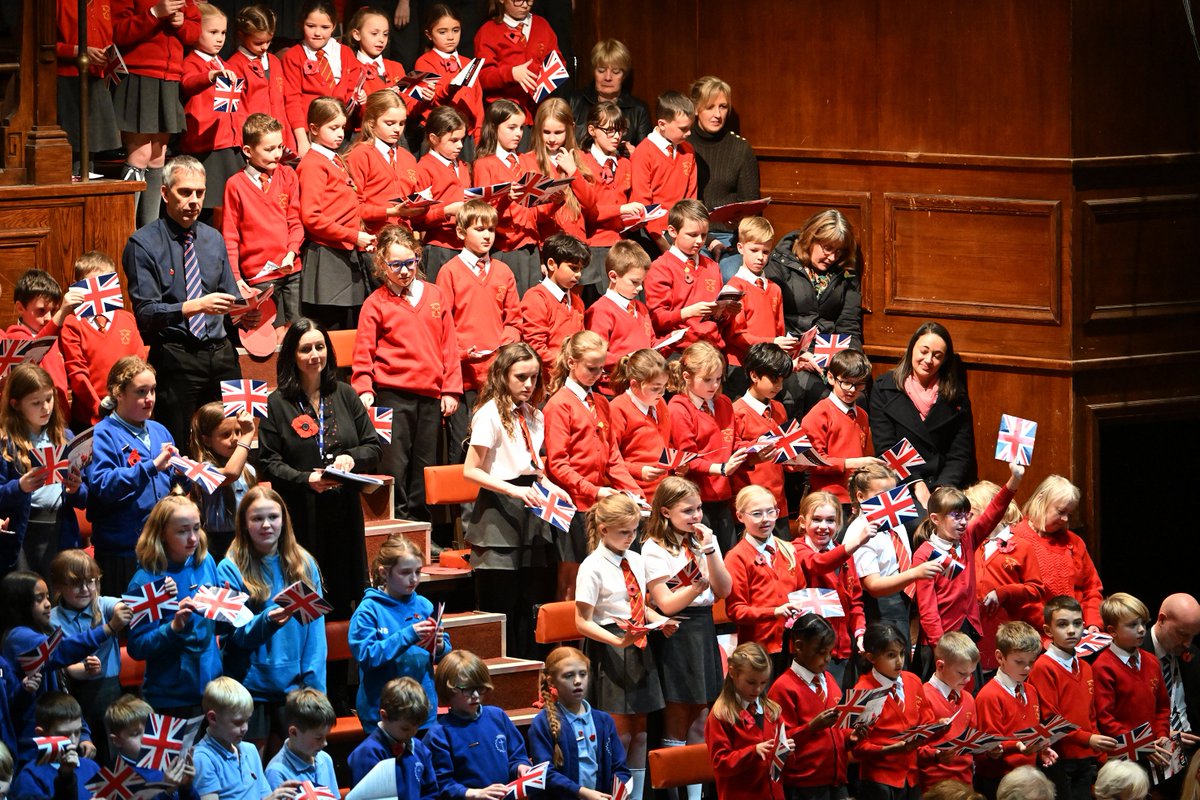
[300,243,368,307]
[112,73,185,135]
[584,623,665,715]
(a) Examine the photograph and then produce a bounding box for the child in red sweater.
[59,252,144,429]
[226,5,293,154]
[347,8,405,99]
[852,622,935,799]
[768,614,855,798]
[607,349,671,498]
[345,90,421,236]
[731,343,793,534]
[630,91,697,249]
[522,100,601,267]
[413,5,484,141]
[800,349,884,506]
[280,0,364,158]
[222,113,303,335]
[472,100,539,290]
[519,234,586,384]
[353,225,461,522]
[415,106,470,280]
[667,342,747,553]
[974,621,1056,799]
[579,102,643,305]
[6,270,80,416]
[644,200,735,354]
[584,242,655,374]
[1028,596,1119,800]
[473,0,561,122]
[917,632,983,792]
[723,217,798,371]
[704,642,787,800]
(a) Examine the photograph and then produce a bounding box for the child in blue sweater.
[192,678,297,800]
[85,356,181,596]
[216,486,327,746]
[104,694,195,799]
[264,688,338,791]
[529,647,630,800]
[125,495,223,717]
[425,651,530,799]
[349,535,450,731]
[347,677,439,797]
[11,692,101,800]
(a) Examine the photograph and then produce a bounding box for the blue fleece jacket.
[348,588,450,729]
[424,706,529,798]
[528,706,630,799]
[125,554,223,710]
[11,754,101,800]
[215,554,327,701]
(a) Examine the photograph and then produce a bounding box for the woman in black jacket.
[569,38,651,150]
[869,321,976,503]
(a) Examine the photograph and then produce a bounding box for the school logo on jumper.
[430,302,442,318]
[494,734,506,752]
[277,193,289,211]
[705,278,716,293]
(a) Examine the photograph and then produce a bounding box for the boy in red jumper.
[436,200,521,465]
[630,91,698,249]
[731,343,792,536]
[222,113,303,334]
[1028,596,1120,800]
[643,199,737,354]
[974,621,1056,799]
[583,241,655,374]
[723,217,799,371]
[918,632,983,791]
[59,252,144,429]
[1091,593,1172,768]
[6,270,84,416]
[801,349,885,507]
[519,234,587,386]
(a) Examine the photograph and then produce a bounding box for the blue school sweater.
[264,741,338,791]
[349,735,438,800]
[49,597,123,679]
[349,725,403,785]
[85,415,178,558]
[0,429,89,555]
[528,705,630,799]
[348,587,451,729]
[0,655,22,758]
[424,706,529,798]
[125,554,223,709]
[12,755,101,800]
[216,554,327,700]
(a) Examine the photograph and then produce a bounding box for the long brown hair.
[228,486,319,605]
[538,646,591,767]
[0,363,68,472]
[710,642,780,725]
[889,321,967,407]
[472,343,544,438]
[134,495,209,575]
[531,98,591,219]
[642,477,701,552]
[189,401,257,512]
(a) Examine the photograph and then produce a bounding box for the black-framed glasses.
[452,685,487,696]
[386,258,420,273]
[835,378,867,392]
[593,125,626,137]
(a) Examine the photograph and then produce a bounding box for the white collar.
[872,669,900,693]
[429,149,455,168]
[647,129,674,157]
[388,278,422,302]
[604,288,632,310]
[929,533,960,553]
[433,47,458,60]
[502,13,531,34]
[668,245,697,267]
[746,533,775,557]
[495,145,519,162]
[540,277,567,303]
[1111,643,1140,667]
[373,138,396,158]
[599,543,627,567]
[196,51,221,63]
[739,696,762,714]
[735,266,766,285]
[928,673,956,700]
[828,393,853,415]
[739,392,768,417]
[244,162,271,186]
[625,390,653,417]
[356,51,383,68]
[590,143,616,164]
[687,391,714,414]
[238,46,266,65]
[458,249,487,271]
[1046,644,1077,672]
[565,377,591,404]
[303,40,338,58]
[310,143,339,164]
[994,669,1025,698]
[790,661,822,686]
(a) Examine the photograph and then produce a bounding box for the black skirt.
[57,75,122,153]
[651,605,723,704]
[556,511,589,564]
[112,73,185,135]
[300,243,368,307]
[465,483,554,571]
[199,147,243,208]
[584,623,665,715]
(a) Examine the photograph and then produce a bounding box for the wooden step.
[365,518,432,566]
[444,611,505,659]
[359,475,396,523]
[484,656,543,712]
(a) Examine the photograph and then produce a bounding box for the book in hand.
[712,284,745,316]
[228,284,274,321]
[707,197,772,226]
[322,467,385,487]
[450,57,484,88]
[614,616,676,636]
[652,328,688,351]
[247,259,301,285]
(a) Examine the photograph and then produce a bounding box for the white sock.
[629,767,646,800]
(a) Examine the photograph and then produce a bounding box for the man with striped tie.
[123,155,256,453]
[1149,593,1200,794]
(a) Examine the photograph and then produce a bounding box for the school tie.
[507,24,527,46]
[1014,683,1026,706]
[1162,653,1192,733]
[387,148,397,169]
[626,303,637,317]
[891,530,917,599]
[949,690,961,706]
[94,315,109,333]
[583,391,595,413]
[315,48,335,90]
[183,230,207,340]
[260,174,271,194]
[391,740,408,758]
[600,159,615,184]
[812,677,826,704]
[846,406,857,421]
[891,682,904,709]
[665,143,675,159]
[763,543,775,567]
[477,257,489,280]
[762,406,772,420]
[442,58,459,74]
[621,558,647,648]
[756,277,766,290]
[505,153,518,170]
[517,408,542,470]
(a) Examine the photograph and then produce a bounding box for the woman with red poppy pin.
[258,317,381,621]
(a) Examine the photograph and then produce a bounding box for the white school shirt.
[792,662,828,698]
[576,544,646,625]
[851,513,908,578]
[468,398,542,481]
[647,129,674,159]
[603,288,635,312]
[303,40,343,79]
[641,539,720,607]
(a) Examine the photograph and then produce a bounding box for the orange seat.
[535,601,579,644]
[326,619,351,662]
[439,549,471,569]
[712,598,729,626]
[328,329,356,369]
[74,507,91,547]
[118,646,145,691]
[649,743,714,789]
[424,464,480,505]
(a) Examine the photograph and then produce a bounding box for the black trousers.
[377,389,441,521]
[149,339,241,456]
[1041,757,1097,800]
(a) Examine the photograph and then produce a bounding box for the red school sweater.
[1091,646,1170,739]
[5,322,69,414]
[434,255,521,392]
[180,52,246,153]
[279,43,362,133]
[629,137,697,235]
[731,396,788,517]
[355,55,405,96]
[1027,649,1101,761]
[351,283,462,399]
[852,671,934,789]
[57,0,112,77]
[542,387,639,511]
[723,273,785,367]
[793,538,866,661]
[344,141,420,235]
[667,393,735,502]
[473,16,559,119]
[917,680,977,788]
[414,153,471,249]
[578,150,632,246]
[472,153,539,252]
[800,397,872,504]
[225,50,294,152]
[583,295,654,373]
[518,151,599,244]
[975,530,1045,670]
[111,0,200,81]
[412,50,484,135]
[1010,520,1104,630]
[222,166,304,282]
[607,393,672,496]
[973,677,1043,779]
[297,149,362,250]
[644,249,725,351]
[518,283,584,384]
[723,536,803,655]
[704,705,785,800]
[59,311,143,428]
[768,666,851,789]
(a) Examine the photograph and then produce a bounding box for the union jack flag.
[394,70,440,101]
[393,187,436,209]
[1075,631,1113,657]
[771,420,814,464]
[30,444,70,484]
[811,333,853,369]
[212,74,244,113]
[104,44,128,88]
[63,427,94,469]
[995,414,1037,466]
[527,481,576,533]
[505,761,549,799]
[665,556,703,590]
[882,438,926,480]
[221,379,269,418]
[289,781,339,800]
[18,628,63,675]
[619,203,667,233]
[518,175,575,207]
[16,336,57,366]
[168,455,225,495]
[71,272,124,319]
[122,578,180,628]
[930,546,966,580]
[860,484,919,533]
[465,181,512,203]
[87,762,147,800]
[370,407,392,444]
[138,714,202,771]
[33,735,71,764]
[833,687,889,728]
[609,777,632,800]
[1013,714,1078,750]
[769,720,793,781]
[894,713,957,745]
[192,585,251,625]
[660,448,701,472]
[788,588,846,618]
[935,727,1005,756]
[530,50,569,103]
[1110,722,1158,761]
[274,580,333,625]
[416,601,445,666]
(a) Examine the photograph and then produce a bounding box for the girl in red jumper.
[473,0,561,122]
[579,101,642,305]
[280,0,364,158]
[413,5,484,143]
[345,90,421,236]
[415,106,470,280]
[704,642,788,800]
[296,97,375,330]
[352,225,461,522]
[473,99,541,293]
[111,0,201,227]
[226,6,294,154]
[524,99,600,247]
[347,8,405,99]
[607,349,671,497]
[667,341,748,554]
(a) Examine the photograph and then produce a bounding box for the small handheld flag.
[370,407,393,444]
[212,74,245,113]
[995,414,1037,466]
[893,712,957,745]
[833,687,889,729]
[138,713,202,770]
[71,272,124,319]
[860,484,919,533]
[529,51,569,102]
[191,585,252,626]
[87,762,147,800]
[930,547,966,580]
[1075,631,1113,657]
[526,481,576,533]
[288,782,339,800]
[168,455,226,495]
[505,761,549,799]
[787,588,846,618]
[768,420,813,464]
[34,735,71,764]
[1013,714,1078,750]
[18,628,64,675]
[518,175,576,207]
[464,181,512,203]
[273,581,333,625]
[882,438,926,480]
[619,203,667,233]
[935,727,1006,756]
[103,44,128,87]
[659,448,701,472]
[1110,722,1158,761]
[122,579,180,628]
[811,333,852,369]
[417,601,446,667]
[769,720,793,781]
[30,444,70,484]
[220,379,269,418]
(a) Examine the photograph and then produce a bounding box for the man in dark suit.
[1149,592,1200,794]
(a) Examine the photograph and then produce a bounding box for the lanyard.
[317,397,325,461]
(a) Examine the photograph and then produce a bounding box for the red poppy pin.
[292,414,317,438]
[753,554,767,567]
[1183,650,1194,663]
[303,60,317,76]
[126,449,141,466]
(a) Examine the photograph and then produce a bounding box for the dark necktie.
[600,159,615,184]
[183,230,206,339]
[1162,653,1191,733]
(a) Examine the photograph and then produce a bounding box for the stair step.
[359,476,397,523]
[444,611,505,659]
[365,519,432,566]
[484,656,543,712]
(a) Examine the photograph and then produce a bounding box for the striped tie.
[183,230,206,339]
[621,558,647,648]
[1162,653,1191,733]
[891,530,917,598]
[315,49,335,90]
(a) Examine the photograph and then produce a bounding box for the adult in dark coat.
[1148,592,1200,795]
[869,321,976,504]
[568,38,651,151]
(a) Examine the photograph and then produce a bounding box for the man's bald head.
[1154,593,1200,654]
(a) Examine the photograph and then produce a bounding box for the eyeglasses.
[593,125,626,137]
[835,378,867,392]
[451,685,487,696]
[70,578,98,591]
[743,507,779,521]
[386,258,420,273]
[509,0,533,5]
[947,511,973,522]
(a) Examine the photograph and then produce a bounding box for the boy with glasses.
[801,348,885,505]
